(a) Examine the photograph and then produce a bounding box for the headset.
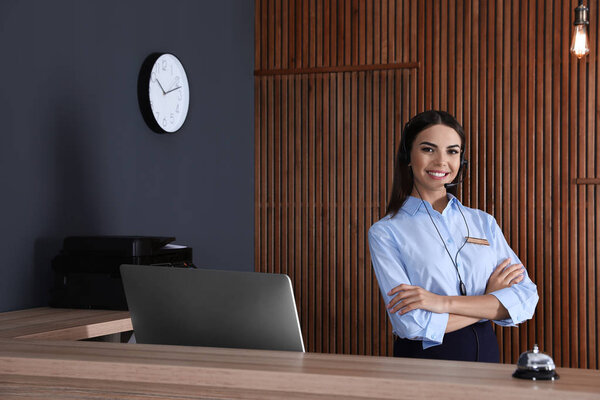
[398,116,468,189]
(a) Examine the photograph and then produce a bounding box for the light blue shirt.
[368,195,539,349]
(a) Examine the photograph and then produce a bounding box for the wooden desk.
[0,307,131,340]
[0,338,599,399]
[0,308,598,399]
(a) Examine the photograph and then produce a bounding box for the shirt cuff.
[490,287,520,326]
[421,312,449,349]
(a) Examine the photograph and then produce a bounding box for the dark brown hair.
[386,110,466,217]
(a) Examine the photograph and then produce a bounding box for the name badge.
[466,236,490,246]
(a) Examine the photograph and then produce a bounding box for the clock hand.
[165,86,182,94]
[166,76,180,91]
[156,79,167,95]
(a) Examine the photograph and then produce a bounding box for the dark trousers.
[393,321,500,363]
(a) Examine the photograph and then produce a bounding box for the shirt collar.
[401,193,459,216]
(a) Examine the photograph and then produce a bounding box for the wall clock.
[138,53,190,133]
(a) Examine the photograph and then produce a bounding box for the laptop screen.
[120,265,305,352]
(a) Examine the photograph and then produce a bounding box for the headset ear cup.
[399,119,411,163]
[399,141,409,163]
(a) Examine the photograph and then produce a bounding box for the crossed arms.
[386,258,525,333]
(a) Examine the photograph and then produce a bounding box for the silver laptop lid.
[120,265,305,352]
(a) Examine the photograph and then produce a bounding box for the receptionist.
[368,110,538,362]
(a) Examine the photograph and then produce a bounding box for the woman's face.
[409,124,462,195]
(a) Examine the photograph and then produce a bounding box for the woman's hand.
[485,258,524,294]
[387,284,448,315]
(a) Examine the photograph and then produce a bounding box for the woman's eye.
[448,149,459,155]
[421,147,433,153]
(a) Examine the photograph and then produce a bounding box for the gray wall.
[0,0,254,311]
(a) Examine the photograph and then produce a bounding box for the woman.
[368,110,538,362]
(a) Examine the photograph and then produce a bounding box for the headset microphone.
[444,159,469,189]
[443,179,462,189]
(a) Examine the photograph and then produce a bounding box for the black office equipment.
[51,236,193,310]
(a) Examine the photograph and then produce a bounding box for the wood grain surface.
[0,307,131,340]
[0,338,598,399]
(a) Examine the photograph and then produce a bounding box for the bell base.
[513,368,560,381]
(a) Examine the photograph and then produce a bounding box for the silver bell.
[512,344,559,381]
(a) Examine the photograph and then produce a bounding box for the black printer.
[51,236,194,310]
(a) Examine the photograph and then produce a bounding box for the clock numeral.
[178,90,183,100]
[171,64,173,76]
[162,117,167,127]
[155,111,160,119]
[176,104,180,113]
[151,72,157,82]
[162,60,167,71]
[170,113,175,124]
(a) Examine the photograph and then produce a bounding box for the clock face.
[148,54,190,133]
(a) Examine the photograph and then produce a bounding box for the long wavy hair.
[386,110,466,217]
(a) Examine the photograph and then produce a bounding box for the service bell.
[512,344,559,381]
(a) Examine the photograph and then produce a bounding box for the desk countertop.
[0,307,131,340]
[0,308,598,399]
[0,337,599,399]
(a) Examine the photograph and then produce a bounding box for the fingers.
[493,258,526,281]
[396,301,421,315]
[386,286,421,314]
[486,260,526,294]
[503,265,525,283]
[388,291,422,314]
[499,263,524,281]
[499,258,512,268]
[386,287,416,310]
[387,283,416,296]
[386,293,404,311]
[491,258,512,276]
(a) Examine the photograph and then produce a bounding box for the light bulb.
[570,1,590,59]
[570,24,590,59]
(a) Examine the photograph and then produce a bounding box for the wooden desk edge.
[0,307,132,341]
[0,338,598,400]
[15,317,133,340]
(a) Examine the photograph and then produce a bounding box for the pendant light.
[570,0,590,59]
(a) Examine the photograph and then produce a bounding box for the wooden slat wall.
[255,0,600,368]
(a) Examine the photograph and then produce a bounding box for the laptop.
[120,265,305,352]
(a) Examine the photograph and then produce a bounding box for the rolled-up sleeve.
[368,224,449,348]
[487,217,539,326]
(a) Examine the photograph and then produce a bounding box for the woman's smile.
[426,170,451,179]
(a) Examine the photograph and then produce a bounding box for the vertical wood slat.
[597,0,600,371]
[551,0,562,366]
[569,0,579,367]
[365,68,373,355]
[255,0,600,368]
[542,0,553,364]
[560,0,571,367]
[372,69,382,354]
[591,0,600,370]
[335,71,343,354]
